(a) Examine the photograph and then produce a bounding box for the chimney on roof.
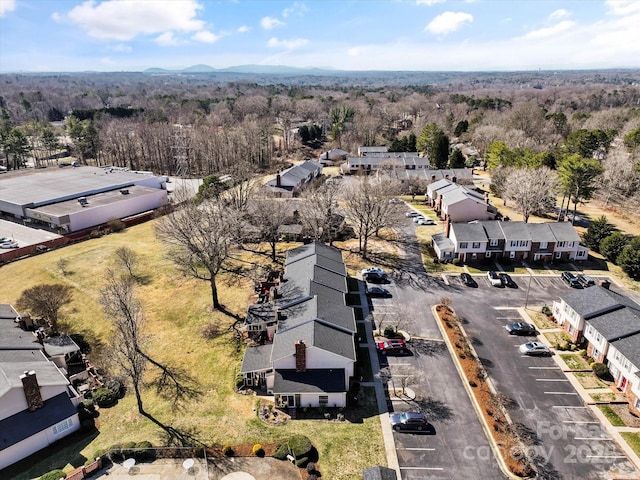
[484,192,489,204]
[276,172,281,187]
[295,340,306,373]
[600,279,611,290]
[445,216,451,238]
[20,370,44,411]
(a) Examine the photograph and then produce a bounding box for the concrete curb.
[431,305,526,480]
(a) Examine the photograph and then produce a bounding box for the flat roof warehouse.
[0,166,168,234]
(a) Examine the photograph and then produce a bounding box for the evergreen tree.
[618,237,640,280]
[600,232,629,264]
[583,216,614,253]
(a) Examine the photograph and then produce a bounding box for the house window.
[519,240,528,247]
[472,242,481,249]
[485,252,492,258]
[540,242,548,249]
[510,240,517,247]
[319,395,329,405]
[509,251,515,259]
[555,252,561,259]
[490,239,499,247]
[52,418,73,436]
[557,241,566,248]
[592,347,600,359]
[460,242,468,248]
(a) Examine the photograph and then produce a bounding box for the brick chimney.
[445,216,451,238]
[20,370,44,411]
[295,340,306,373]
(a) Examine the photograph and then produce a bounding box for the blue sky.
[1,0,639,72]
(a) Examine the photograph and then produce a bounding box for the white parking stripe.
[397,448,436,451]
[494,307,518,310]
[563,421,599,424]
[586,455,628,459]
[400,467,444,470]
[529,366,559,369]
[553,406,587,408]
[536,379,570,382]
[544,391,578,395]
[574,437,611,441]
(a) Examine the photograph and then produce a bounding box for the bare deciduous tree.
[247,194,291,261]
[156,193,238,311]
[503,167,558,222]
[16,284,73,334]
[299,180,341,245]
[115,246,138,280]
[342,176,401,259]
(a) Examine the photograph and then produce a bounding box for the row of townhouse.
[240,243,358,409]
[0,305,84,470]
[432,220,588,263]
[376,168,474,189]
[427,178,496,223]
[552,285,640,415]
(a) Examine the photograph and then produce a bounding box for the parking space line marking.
[536,379,570,382]
[574,437,611,441]
[397,448,436,451]
[529,366,558,369]
[494,307,518,310]
[553,405,586,408]
[563,421,599,424]
[400,467,444,470]
[544,391,578,395]
[392,363,412,366]
[533,277,544,287]
[586,455,628,459]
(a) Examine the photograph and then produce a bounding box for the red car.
[376,339,408,354]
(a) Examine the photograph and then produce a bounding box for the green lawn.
[0,221,386,480]
[621,432,640,457]
[597,405,625,426]
[560,354,591,371]
[573,371,610,389]
[543,331,571,347]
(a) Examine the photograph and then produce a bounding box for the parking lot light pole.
[524,272,533,309]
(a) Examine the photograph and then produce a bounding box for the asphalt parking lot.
[0,218,62,248]
[366,215,638,479]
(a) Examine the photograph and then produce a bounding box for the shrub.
[289,434,313,458]
[39,470,66,480]
[273,443,289,460]
[92,386,117,407]
[106,218,126,232]
[541,305,551,316]
[93,448,106,460]
[469,380,478,387]
[383,326,396,338]
[452,258,460,265]
[136,441,153,449]
[570,343,578,351]
[306,462,317,473]
[222,445,234,457]
[578,349,587,358]
[591,362,610,379]
[201,322,220,339]
[307,475,318,480]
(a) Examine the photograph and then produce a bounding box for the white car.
[0,241,18,249]
[361,267,384,277]
[405,211,420,218]
[417,218,436,225]
[519,342,550,356]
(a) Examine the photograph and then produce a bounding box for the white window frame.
[509,251,516,259]
[490,239,499,247]
[539,241,548,249]
[52,418,73,437]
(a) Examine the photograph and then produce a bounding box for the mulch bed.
[609,404,640,428]
[436,304,533,477]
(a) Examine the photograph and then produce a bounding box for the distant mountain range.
[144,64,338,75]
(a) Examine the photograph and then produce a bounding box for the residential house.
[439,187,494,223]
[432,221,587,263]
[342,155,429,175]
[357,146,389,156]
[240,243,357,408]
[0,304,82,470]
[376,168,473,195]
[265,161,323,197]
[318,149,348,166]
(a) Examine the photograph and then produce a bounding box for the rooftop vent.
[120,189,129,195]
[77,197,88,206]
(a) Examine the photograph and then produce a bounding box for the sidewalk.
[356,280,401,478]
[519,308,640,474]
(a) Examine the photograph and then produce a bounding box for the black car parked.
[389,411,430,432]
[576,274,595,288]
[561,271,582,288]
[504,322,537,336]
[460,272,477,287]
[499,273,517,288]
[364,272,390,284]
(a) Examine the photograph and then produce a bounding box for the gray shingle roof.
[611,334,640,372]
[0,304,19,320]
[547,222,581,242]
[240,345,273,374]
[271,319,355,362]
[480,221,505,240]
[427,179,452,192]
[432,232,455,252]
[272,368,346,394]
[285,242,344,265]
[586,307,640,341]
[451,223,487,242]
[562,286,637,319]
[500,221,532,240]
[526,223,556,243]
[0,361,69,397]
[0,392,78,452]
[0,318,44,351]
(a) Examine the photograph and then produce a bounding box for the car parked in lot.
[505,322,537,336]
[367,286,391,298]
[519,341,550,356]
[561,271,582,288]
[377,338,408,354]
[460,272,477,287]
[361,267,384,277]
[389,411,429,432]
[576,274,595,288]
[413,215,425,223]
[499,273,517,288]
[487,271,503,286]
[364,272,389,284]
[416,218,436,225]
[0,241,18,249]
[406,211,420,218]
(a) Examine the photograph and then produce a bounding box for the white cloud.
[426,11,473,35]
[237,25,250,33]
[261,16,285,30]
[416,0,445,5]
[0,0,16,17]
[66,0,204,41]
[192,30,220,43]
[347,47,362,57]
[267,37,308,49]
[549,9,571,20]
[51,11,62,22]
[606,0,640,15]
[521,20,575,40]
[155,32,179,46]
[282,2,308,18]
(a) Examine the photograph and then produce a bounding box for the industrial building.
[0,166,168,233]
